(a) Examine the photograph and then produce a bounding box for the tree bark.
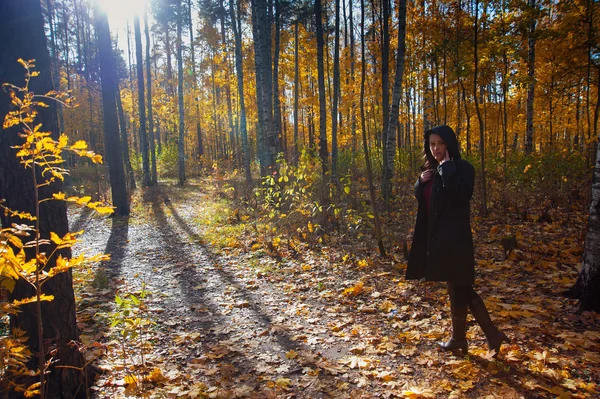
[230,0,252,183]
[116,80,136,192]
[251,0,276,175]
[572,126,600,312]
[95,3,130,216]
[188,0,204,161]
[0,1,88,396]
[145,8,157,185]
[273,0,284,156]
[382,0,407,205]
[177,0,186,185]
[331,0,341,180]
[473,0,487,215]
[293,19,300,163]
[360,0,386,257]
[134,15,151,186]
[315,0,329,175]
[525,0,536,154]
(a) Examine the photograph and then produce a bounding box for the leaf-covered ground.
[71,179,600,398]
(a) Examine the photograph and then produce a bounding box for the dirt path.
[70,181,599,399]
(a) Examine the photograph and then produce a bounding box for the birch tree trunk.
[572,132,600,312]
[145,8,157,184]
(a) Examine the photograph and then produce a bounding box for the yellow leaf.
[342,281,364,297]
[285,349,298,359]
[124,374,137,386]
[58,134,68,149]
[24,381,41,398]
[275,377,292,390]
[402,386,435,398]
[92,205,115,215]
[53,192,66,200]
[12,294,54,307]
[458,379,475,391]
[1,277,16,293]
[8,234,23,249]
[50,232,62,245]
[144,368,167,383]
[69,140,88,150]
[76,196,91,205]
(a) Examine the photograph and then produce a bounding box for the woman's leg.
[466,287,509,356]
[439,282,468,355]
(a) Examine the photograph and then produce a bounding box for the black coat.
[405,151,476,286]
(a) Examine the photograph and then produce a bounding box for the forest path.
[70,180,599,399]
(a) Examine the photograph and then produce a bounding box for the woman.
[406,125,509,356]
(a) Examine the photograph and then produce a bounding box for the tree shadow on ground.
[100,215,129,281]
[69,206,94,232]
[143,184,305,377]
[469,353,558,398]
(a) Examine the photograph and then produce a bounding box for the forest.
[1,0,600,397]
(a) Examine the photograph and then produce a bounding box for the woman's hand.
[420,169,435,183]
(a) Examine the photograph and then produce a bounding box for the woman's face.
[429,133,447,163]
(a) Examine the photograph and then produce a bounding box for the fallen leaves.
[68,180,600,399]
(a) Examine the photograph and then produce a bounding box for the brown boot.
[469,293,510,357]
[438,304,468,356]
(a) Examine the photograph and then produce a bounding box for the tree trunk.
[251,0,276,175]
[380,0,390,187]
[145,9,157,184]
[134,15,150,186]
[273,0,284,156]
[188,0,204,161]
[164,19,174,95]
[293,19,300,163]
[586,0,594,143]
[230,0,252,183]
[331,0,341,180]
[360,0,385,257]
[95,3,130,215]
[0,1,88,396]
[473,0,487,215]
[572,126,600,312]
[116,80,136,192]
[455,0,462,139]
[219,0,236,160]
[177,0,186,185]
[315,0,329,175]
[525,0,536,154]
[382,0,407,205]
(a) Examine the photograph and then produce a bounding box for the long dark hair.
[421,130,438,171]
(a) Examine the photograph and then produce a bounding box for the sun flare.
[96,0,149,32]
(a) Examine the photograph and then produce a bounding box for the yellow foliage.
[0,60,114,394]
[12,294,55,307]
